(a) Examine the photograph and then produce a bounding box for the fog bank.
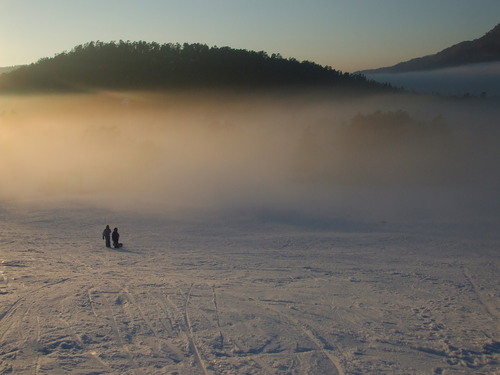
[365,62,500,97]
[1,90,498,228]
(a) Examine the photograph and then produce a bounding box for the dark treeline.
[0,40,392,92]
[295,110,464,186]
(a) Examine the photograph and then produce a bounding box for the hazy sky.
[1,0,499,72]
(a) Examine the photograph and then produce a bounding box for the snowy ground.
[0,202,498,375]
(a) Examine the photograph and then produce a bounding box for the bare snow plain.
[0,91,499,374]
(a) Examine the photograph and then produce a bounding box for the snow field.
[0,204,498,374]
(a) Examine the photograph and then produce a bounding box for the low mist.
[1,90,499,228]
[366,62,500,97]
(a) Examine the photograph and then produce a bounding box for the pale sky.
[1,0,499,72]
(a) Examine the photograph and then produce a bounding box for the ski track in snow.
[0,206,499,374]
[462,267,499,321]
[255,298,346,375]
[184,284,211,375]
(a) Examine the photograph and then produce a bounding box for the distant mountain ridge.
[361,24,500,74]
[0,41,392,93]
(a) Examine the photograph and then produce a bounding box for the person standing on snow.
[112,227,121,248]
[102,225,112,248]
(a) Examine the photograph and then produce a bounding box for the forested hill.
[0,41,391,92]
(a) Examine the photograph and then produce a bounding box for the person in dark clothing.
[112,227,121,248]
[102,225,111,248]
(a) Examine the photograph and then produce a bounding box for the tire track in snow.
[0,297,24,341]
[101,292,145,375]
[165,292,192,351]
[0,298,38,374]
[208,285,273,374]
[17,300,39,371]
[33,315,42,375]
[58,248,161,373]
[0,281,68,374]
[184,283,211,375]
[40,251,140,373]
[122,287,159,337]
[147,291,185,363]
[108,280,192,367]
[0,271,8,294]
[58,314,115,373]
[211,285,224,349]
[462,267,499,320]
[259,300,346,375]
[0,278,69,341]
[150,291,177,335]
[87,287,99,318]
[121,286,187,364]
